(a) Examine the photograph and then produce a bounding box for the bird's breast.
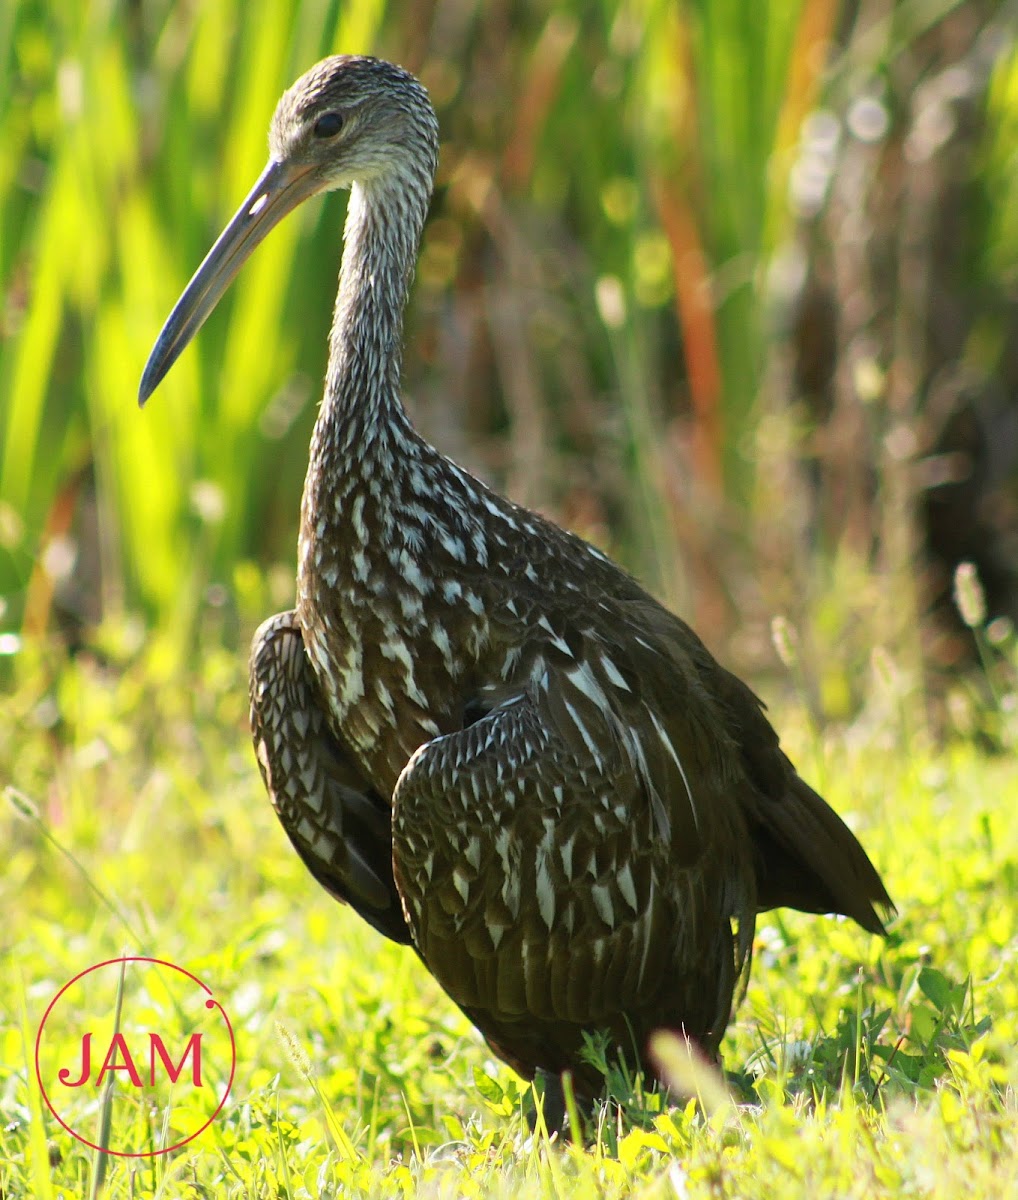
[295,521,500,793]
[294,447,579,790]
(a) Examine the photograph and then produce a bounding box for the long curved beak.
[139,158,319,406]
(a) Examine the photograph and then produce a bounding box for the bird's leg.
[249,611,412,945]
[527,1069,570,1138]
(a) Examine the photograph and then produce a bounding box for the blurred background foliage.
[1,0,1016,721]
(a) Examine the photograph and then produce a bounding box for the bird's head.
[139,55,437,405]
[269,55,438,191]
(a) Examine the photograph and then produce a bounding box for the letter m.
[149,1033,203,1086]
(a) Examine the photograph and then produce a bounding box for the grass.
[2,619,1016,1198]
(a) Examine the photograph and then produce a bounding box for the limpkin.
[141,55,893,1109]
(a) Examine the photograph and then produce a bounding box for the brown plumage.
[141,55,893,1105]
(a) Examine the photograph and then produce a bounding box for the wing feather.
[391,638,755,1082]
[249,611,411,945]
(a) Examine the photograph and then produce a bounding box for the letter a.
[95,1033,144,1088]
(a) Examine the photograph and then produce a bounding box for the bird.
[140,54,893,1111]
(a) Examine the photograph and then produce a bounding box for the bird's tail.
[748,774,894,935]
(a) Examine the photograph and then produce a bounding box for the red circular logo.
[35,957,236,1157]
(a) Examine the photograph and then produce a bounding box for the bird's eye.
[313,112,344,138]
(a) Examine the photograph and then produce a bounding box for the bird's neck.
[298,169,437,625]
[312,175,428,469]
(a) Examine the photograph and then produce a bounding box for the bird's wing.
[249,611,412,945]
[390,625,755,1064]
